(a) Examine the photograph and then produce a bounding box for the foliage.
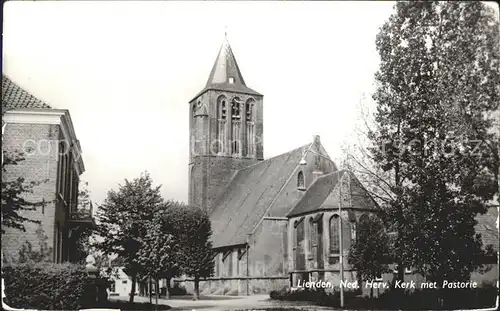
[16,226,53,263]
[135,201,182,302]
[269,287,358,307]
[2,261,101,310]
[360,0,499,284]
[169,283,188,296]
[175,205,215,300]
[93,171,164,302]
[348,214,391,296]
[369,285,497,310]
[1,150,48,234]
[269,285,497,309]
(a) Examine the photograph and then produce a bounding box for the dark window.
[329,215,340,254]
[246,101,253,121]
[231,99,240,119]
[342,218,351,251]
[231,98,241,154]
[294,219,305,270]
[216,96,227,154]
[217,98,227,120]
[297,171,305,189]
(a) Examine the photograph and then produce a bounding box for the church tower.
[189,36,264,213]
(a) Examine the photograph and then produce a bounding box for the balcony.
[68,201,95,226]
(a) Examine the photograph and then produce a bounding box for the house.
[2,75,93,263]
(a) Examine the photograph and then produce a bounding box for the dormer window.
[228,77,235,84]
[297,171,305,190]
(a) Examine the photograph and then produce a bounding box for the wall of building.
[174,277,289,296]
[2,123,60,263]
[188,90,263,213]
[2,120,81,263]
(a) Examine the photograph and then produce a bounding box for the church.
[184,37,379,295]
[180,36,498,296]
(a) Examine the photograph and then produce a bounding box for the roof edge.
[190,85,263,103]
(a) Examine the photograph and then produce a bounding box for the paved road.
[111,294,333,311]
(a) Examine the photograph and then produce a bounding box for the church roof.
[2,76,52,110]
[210,144,309,248]
[287,170,379,217]
[287,171,345,217]
[191,37,261,101]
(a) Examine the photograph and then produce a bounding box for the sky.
[2,1,400,205]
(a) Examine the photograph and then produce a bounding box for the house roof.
[475,206,499,252]
[287,170,345,217]
[191,37,261,101]
[210,144,309,248]
[287,170,378,217]
[2,76,52,110]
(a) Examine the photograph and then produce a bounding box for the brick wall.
[188,89,263,213]
[2,123,60,262]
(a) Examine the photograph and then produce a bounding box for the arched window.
[294,218,305,270]
[308,218,314,254]
[342,219,351,251]
[308,217,318,261]
[245,98,255,156]
[350,221,356,243]
[246,100,254,121]
[217,97,227,120]
[231,97,242,154]
[297,171,305,189]
[231,99,240,119]
[216,96,227,154]
[329,214,340,254]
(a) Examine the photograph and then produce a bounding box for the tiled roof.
[287,170,378,217]
[210,144,309,248]
[475,206,499,252]
[192,37,261,101]
[2,76,52,110]
[287,171,345,217]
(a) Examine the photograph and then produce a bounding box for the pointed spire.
[191,34,261,101]
[206,35,247,87]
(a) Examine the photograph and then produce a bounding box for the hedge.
[2,261,105,310]
[270,285,498,309]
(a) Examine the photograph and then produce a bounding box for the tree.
[348,214,391,298]
[135,202,181,303]
[16,226,53,263]
[370,0,498,292]
[93,172,163,303]
[1,150,47,234]
[177,206,214,300]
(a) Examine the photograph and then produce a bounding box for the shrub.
[170,283,188,296]
[269,287,359,307]
[2,261,105,310]
[365,285,498,310]
[270,284,497,309]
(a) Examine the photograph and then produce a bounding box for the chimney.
[313,135,320,145]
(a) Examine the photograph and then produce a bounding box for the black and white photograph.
[1,1,499,310]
